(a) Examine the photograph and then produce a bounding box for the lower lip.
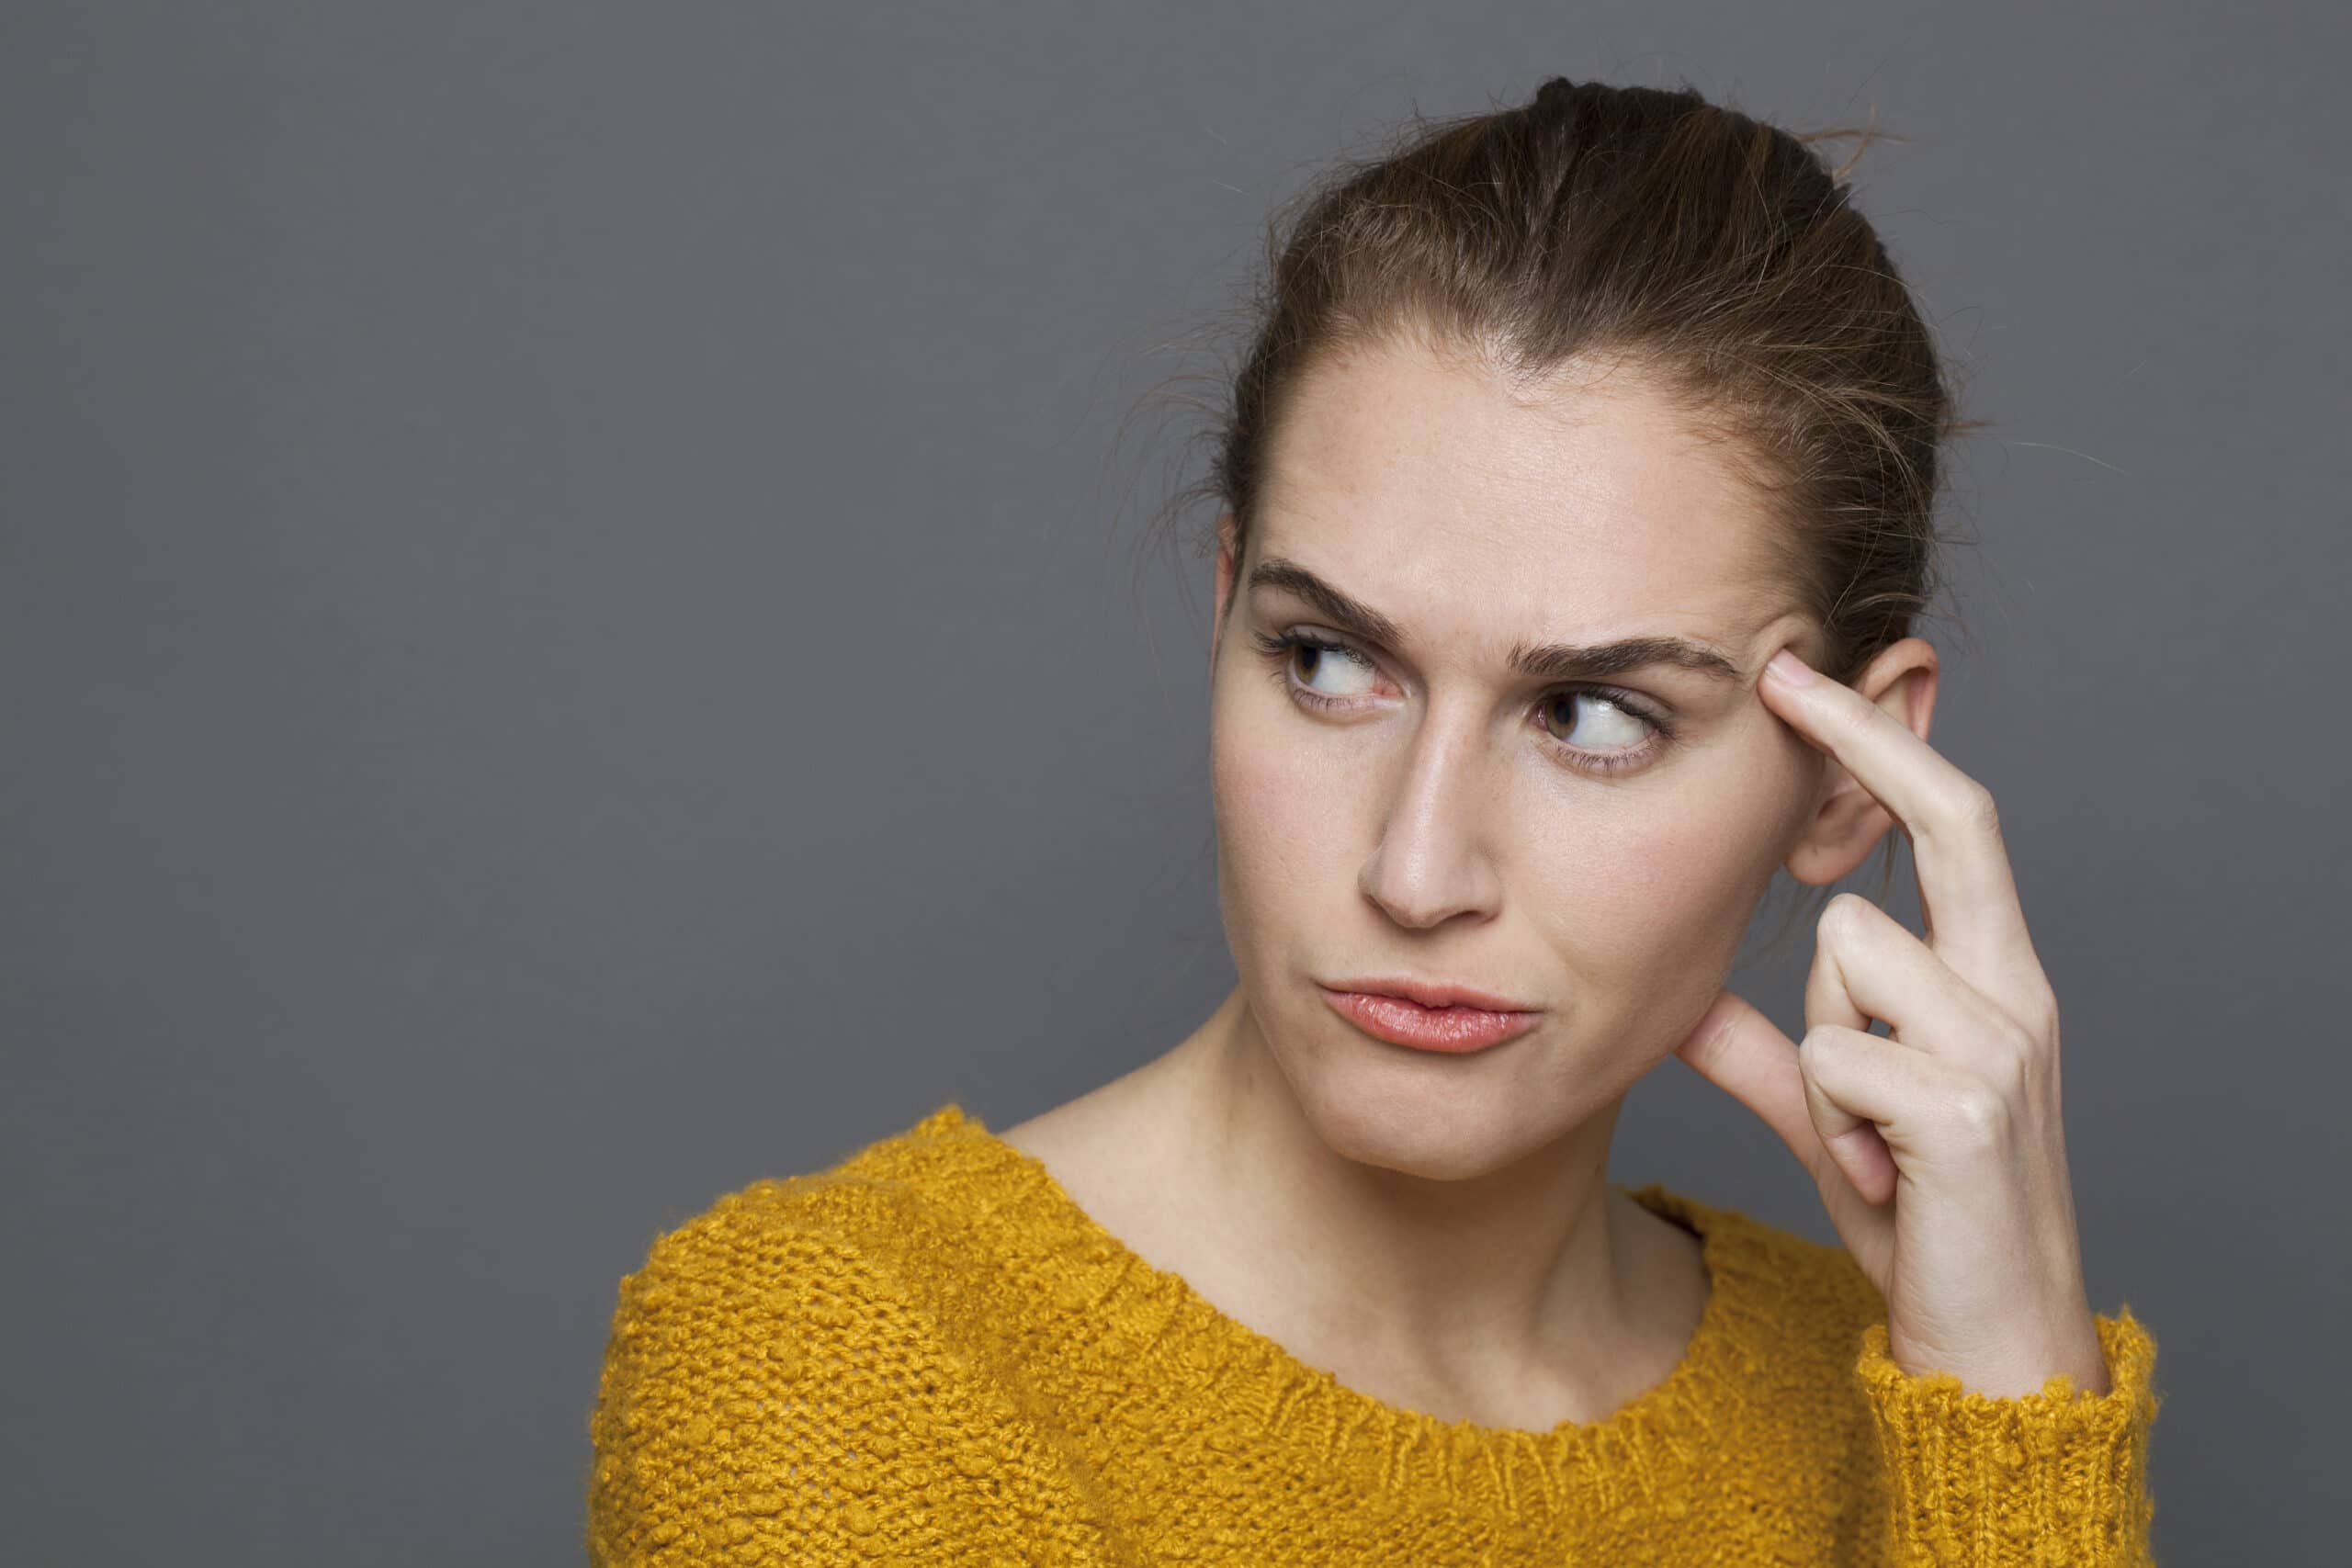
[1317,986,1542,1054]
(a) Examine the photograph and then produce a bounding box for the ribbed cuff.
[1855,1307,2160,1566]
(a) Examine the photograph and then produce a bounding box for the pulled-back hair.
[1133,74,1984,931]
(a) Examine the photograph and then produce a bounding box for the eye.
[1247,627,1679,778]
[1538,690,1654,755]
[1261,629,1380,701]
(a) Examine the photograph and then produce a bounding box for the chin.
[1276,1028,1566,1183]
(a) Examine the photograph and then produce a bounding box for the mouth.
[1322,976,1539,1011]
[1315,979,1543,1055]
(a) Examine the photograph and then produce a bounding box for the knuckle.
[2004,1013,2042,1062]
[1952,777,2002,836]
[1984,1032,2035,1097]
[1819,892,1876,944]
[2024,982,2062,1039]
[1943,1081,2012,1152]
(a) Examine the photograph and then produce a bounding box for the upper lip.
[1322,977,1541,1013]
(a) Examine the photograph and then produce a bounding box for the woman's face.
[1207,330,1830,1180]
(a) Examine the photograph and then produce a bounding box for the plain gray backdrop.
[4,3,2342,1563]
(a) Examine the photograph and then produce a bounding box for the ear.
[1209,511,1241,679]
[1781,636,1942,886]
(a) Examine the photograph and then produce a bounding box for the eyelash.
[1249,628,1679,778]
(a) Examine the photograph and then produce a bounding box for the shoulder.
[586,1105,1083,1564]
[594,1103,999,1380]
[594,1179,906,1393]
[585,1111,960,1464]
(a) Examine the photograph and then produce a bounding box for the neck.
[1165,983,1662,1424]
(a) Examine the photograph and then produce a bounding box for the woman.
[585,75,2159,1565]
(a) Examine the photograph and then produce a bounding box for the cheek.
[1208,683,1386,999]
[1520,779,1791,971]
[1209,701,1328,902]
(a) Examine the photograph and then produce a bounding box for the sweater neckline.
[906,1102,1784,1525]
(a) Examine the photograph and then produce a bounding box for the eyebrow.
[1247,556,1747,684]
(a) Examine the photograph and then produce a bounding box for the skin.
[1001,321,2105,1426]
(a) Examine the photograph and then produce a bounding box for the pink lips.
[1317,982,1543,1054]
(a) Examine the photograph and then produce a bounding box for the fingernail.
[1766,649,1818,686]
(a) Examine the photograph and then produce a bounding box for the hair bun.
[1532,76,1577,111]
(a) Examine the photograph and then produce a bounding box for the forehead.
[1254,333,1787,635]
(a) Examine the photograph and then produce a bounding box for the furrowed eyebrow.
[1246,556,1746,684]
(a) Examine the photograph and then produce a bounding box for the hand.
[1671,647,2109,1399]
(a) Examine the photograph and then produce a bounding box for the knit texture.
[585,1103,2160,1565]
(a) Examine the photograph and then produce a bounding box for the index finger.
[1758,648,2039,990]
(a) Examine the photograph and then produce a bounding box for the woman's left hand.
[1671,647,2109,1399]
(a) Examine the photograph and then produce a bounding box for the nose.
[1358,706,1505,930]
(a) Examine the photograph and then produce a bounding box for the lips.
[1316,980,1543,1054]
[1322,976,1539,1012]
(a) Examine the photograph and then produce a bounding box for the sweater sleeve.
[1853,1306,2161,1566]
[582,1200,1122,1567]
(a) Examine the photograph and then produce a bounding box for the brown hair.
[1130,74,1984,944]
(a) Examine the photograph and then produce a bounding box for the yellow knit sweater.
[584,1103,2160,1565]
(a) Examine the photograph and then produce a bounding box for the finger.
[1795,1024,1903,1204]
[1671,990,1830,1187]
[1797,1021,2001,1175]
[1759,650,2044,1011]
[1804,892,2011,1066]
[1804,895,1877,1036]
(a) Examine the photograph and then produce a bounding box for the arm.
[1855,1305,2161,1566]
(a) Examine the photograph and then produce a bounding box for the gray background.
[3,3,2341,1563]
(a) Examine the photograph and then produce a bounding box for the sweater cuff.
[1855,1307,2160,1566]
